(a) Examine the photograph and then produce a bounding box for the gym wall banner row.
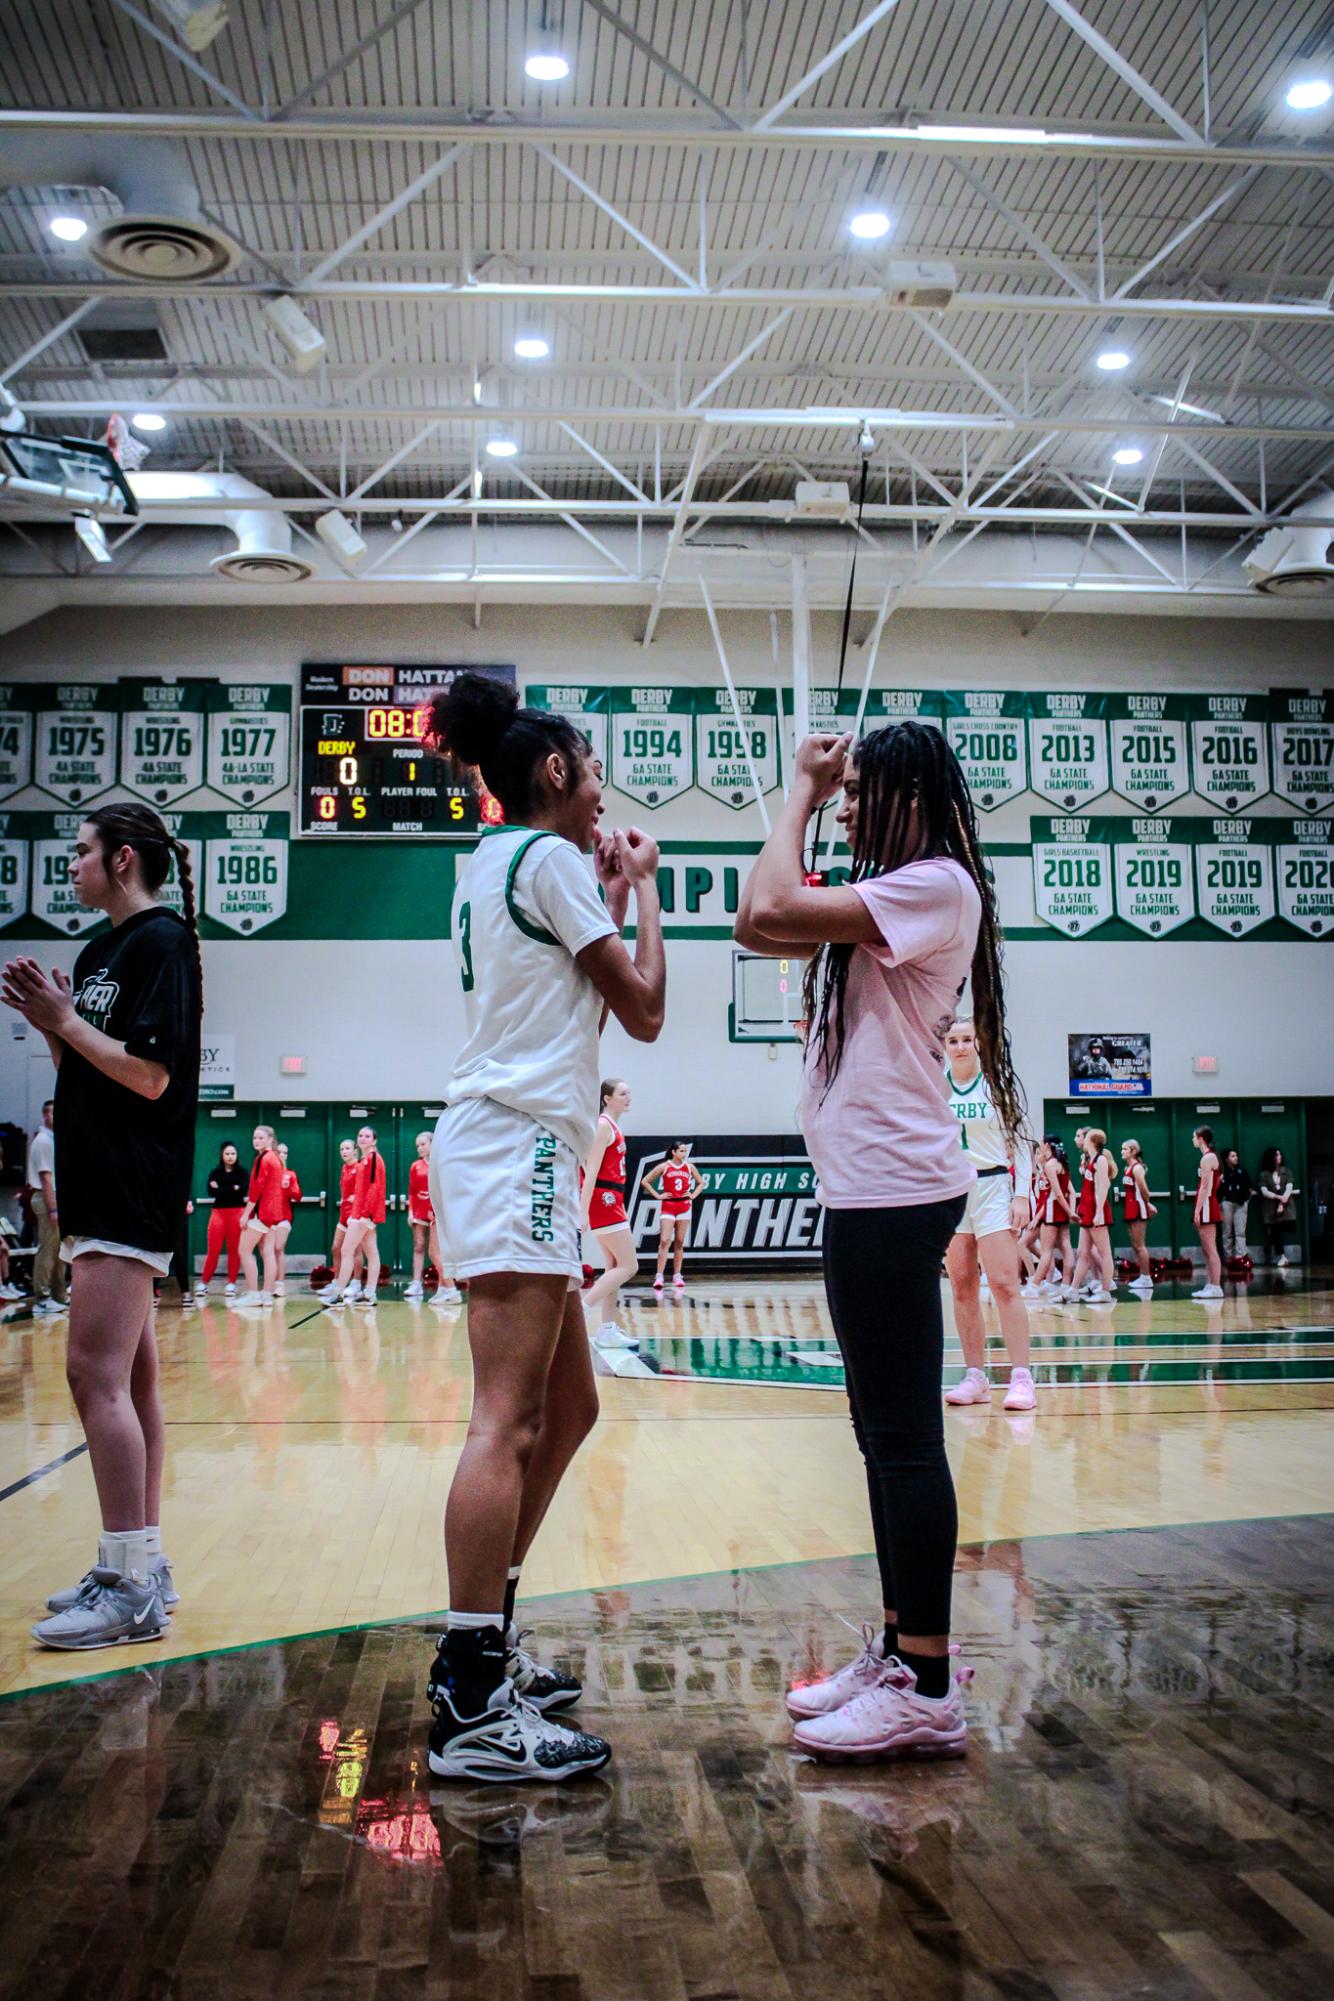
[0,811,288,935]
[3,680,1330,819]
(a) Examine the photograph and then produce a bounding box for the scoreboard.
[298,664,512,837]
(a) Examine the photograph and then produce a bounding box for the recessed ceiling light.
[1112,446,1144,466]
[131,412,167,432]
[525,52,570,81]
[1286,78,1332,110]
[1096,348,1131,371]
[485,438,519,458]
[513,335,550,360]
[49,215,88,242]
[849,209,892,241]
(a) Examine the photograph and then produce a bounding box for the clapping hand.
[1,958,73,1034]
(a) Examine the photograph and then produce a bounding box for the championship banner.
[1030,816,1114,937]
[1186,693,1271,814]
[609,687,695,806]
[206,683,291,807]
[1026,693,1110,811]
[1271,689,1334,815]
[1111,818,1195,936]
[120,678,208,806]
[1108,693,1191,812]
[31,813,103,934]
[524,685,610,776]
[693,688,780,809]
[1274,818,1334,938]
[204,811,289,935]
[1194,819,1275,938]
[33,685,118,808]
[942,691,1028,811]
[781,688,941,777]
[0,686,34,804]
[0,813,28,929]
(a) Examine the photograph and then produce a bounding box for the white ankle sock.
[447,1609,505,1631]
[144,1526,163,1559]
[101,1528,151,1584]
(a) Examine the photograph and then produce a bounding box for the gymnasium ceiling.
[0,0,1332,620]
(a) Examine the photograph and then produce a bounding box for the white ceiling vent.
[212,546,314,584]
[1243,496,1334,598]
[130,472,314,583]
[92,212,238,283]
[0,134,239,284]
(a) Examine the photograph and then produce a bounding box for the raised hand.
[793,731,853,806]
[615,827,661,885]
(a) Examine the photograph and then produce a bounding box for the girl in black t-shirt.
[2,803,202,1653]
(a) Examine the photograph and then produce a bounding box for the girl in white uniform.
[421,672,666,1785]
[941,1019,1037,1413]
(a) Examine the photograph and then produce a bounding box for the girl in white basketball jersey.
[419,673,665,1786]
[941,1019,1037,1413]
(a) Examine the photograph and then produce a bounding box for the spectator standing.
[29,1099,68,1317]
[1218,1149,1254,1263]
[1257,1148,1294,1268]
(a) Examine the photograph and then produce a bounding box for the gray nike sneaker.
[45,1554,178,1614]
[32,1567,171,1650]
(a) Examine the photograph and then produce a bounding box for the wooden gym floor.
[0,1272,1331,1998]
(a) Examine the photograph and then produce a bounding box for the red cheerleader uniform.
[1078,1159,1112,1227]
[408,1157,433,1225]
[1196,1157,1221,1225]
[1124,1165,1151,1223]
[350,1149,387,1225]
[279,1167,302,1225]
[590,1118,627,1232]
[338,1160,357,1227]
[660,1160,694,1219]
[248,1146,286,1229]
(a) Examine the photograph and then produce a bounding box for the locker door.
[1234,1099,1307,1264]
[190,1101,257,1270]
[264,1102,331,1266]
[1110,1101,1174,1257]
[1172,1098,1237,1260]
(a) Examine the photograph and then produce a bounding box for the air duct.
[129,472,314,583]
[1244,495,1334,599]
[0,133,239,282]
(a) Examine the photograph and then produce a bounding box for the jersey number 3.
[458,901,475,992]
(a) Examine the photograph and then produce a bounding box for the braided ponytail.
[171,838,205,1016]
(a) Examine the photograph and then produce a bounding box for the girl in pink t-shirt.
[736,720,1023,1766]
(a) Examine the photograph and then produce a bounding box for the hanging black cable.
[806,443,871,879]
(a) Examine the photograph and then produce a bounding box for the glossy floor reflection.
[0,1517,1330,2001]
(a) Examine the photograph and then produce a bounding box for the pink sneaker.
[1002,1367,1036,1412]
[787,1623,962,1722]
[945,1367,990,1406]
[672,1274,685,1289]
[652,1275,665,1291]
[792,1662,971,1763]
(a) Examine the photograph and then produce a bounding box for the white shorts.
[432,1097,582,1284]
[62,1236,173,1277]
[954,1173,1015,1241]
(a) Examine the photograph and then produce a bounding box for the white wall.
[2,602,1332,1128]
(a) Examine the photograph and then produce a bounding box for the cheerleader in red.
[272,1141,302,1296]
[405,1131,462,1307]
[1064,1129,1115,1303]
[238,1123,285,1304]
[1121,1139,1157,1290]
[329,1139,367,1298]
[320,1125,385,1308]
[1191,1125,1224,1299]
[1031,1136,1075,1294]
[580,1078,638,1348]
[640,1141,705,1290]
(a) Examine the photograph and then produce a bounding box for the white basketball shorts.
[431,1096,583,1284]
[955,1171,1015,1240]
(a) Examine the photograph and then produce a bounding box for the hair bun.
[425,671,519,766]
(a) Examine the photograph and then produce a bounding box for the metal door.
[263,1101,332,1267]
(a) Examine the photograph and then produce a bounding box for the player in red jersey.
[1121,1138,1157,1292]
[1030,1136,1075,1294]
[405,1131,461,1307]
[238,1123,284,1305]
[1063,1128,1115,1303]
[329,1137,362,1293]
[580,1078,639,1350]
[272,1141,302,1297]
[320,1124,385,1307]
[1191,1125,1224,1300]
[639,1141,705,1291]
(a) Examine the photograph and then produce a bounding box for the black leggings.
[823,1195,967,1637]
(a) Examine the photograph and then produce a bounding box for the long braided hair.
[83,802,204,1012]
[801,720,1024,1137]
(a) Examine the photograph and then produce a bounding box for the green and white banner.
[609,687,695,807]
[1185,693,1271,814]
[1112,817,1195,936]
[1026,694,1110,811]
[151,811,205,924]
[206,683,291,807]
[1030,817,1114,937]
[1108,694,1191,812]
[942,692,1027,811]
[31,812,102,934]
[1194,819,1275,937]
[1275,817,1334,937]
[525,684,610,777]
[204,811,289,935]
[34,685,118,809]
[1271,689,1334,815]
[694,688,781,810]
[120,678,207,806]
[0,687,34,805]
[0,813,27,929]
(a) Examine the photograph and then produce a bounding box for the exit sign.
[1192,1055,1218,1075]
[280,1054,307,1076]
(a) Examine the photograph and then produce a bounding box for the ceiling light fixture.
[513,335,550,359]
[1286,78,1332,110]
[849,209,892,241]
[131,412,167,432]
[1096,348,1131,371]
[49,216,88,242]
[149,0,230,53]
[485,438,519,458]
[1112,446,1144,466]
[525,51,570,81]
